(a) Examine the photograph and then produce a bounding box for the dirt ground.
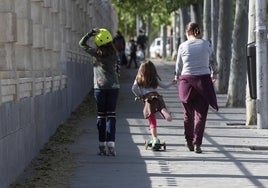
[10,92,96,188]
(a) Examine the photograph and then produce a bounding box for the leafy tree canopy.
[111,0,172,38]
[111,0,199,39]
[165,0,199,13]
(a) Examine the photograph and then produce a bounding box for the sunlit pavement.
[70,59,268,188]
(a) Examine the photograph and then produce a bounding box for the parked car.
[149,37,171,58]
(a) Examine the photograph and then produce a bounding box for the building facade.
[0,0,117,186]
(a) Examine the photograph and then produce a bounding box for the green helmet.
[94,28,113,47]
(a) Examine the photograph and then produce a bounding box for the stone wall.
[0,0,117,187]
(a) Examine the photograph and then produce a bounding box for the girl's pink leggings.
[148,113,156,129]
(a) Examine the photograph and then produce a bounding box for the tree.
[246,0,257,125]
[203,0,211,40]
[215,0,233,94]
[178,1,202,44]
[226,0,249,107]
[190,1,203,27]
[179,7,190,43]
[111,0,171,39]
[211,0,219,54]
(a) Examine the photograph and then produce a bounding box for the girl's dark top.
[79,34,120,90]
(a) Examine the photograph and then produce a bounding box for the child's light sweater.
[132,79,174,97]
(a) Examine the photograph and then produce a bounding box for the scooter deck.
[145,140,166,151]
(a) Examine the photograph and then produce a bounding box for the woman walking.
[175,22,218,153]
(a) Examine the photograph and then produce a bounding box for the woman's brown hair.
[135,60,161,89]
[185,22,201,37]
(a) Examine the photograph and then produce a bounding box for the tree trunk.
[190,2,203,27]
[211,0,219,54]
[203,0,211,40]
[246,0,257,125]
[136,15,140,37]
[215,0,233,94]
[172,11,178,60]
[226,0,249,107]
[179,7,189,43]
[146,14,152,58]
[161,24,167,58]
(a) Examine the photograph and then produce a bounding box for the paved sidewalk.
[70,60,268,188]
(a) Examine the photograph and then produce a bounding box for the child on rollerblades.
[132,60,176,150]
[79,28,120,156]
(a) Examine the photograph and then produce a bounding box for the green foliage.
[166,0,200,13]
[111,0,172,39]
[111,0,201,39]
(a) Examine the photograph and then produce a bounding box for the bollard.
[246,42,257,99]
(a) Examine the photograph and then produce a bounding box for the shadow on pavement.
[71,60,268,188]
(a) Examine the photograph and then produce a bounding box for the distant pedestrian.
[113,30,127,66]
[79,28,120,156]
[137,29,148,58]
[132,60,176,150]
[136,45,145,63]
[174,22,218,153]
[127,39,138,69]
